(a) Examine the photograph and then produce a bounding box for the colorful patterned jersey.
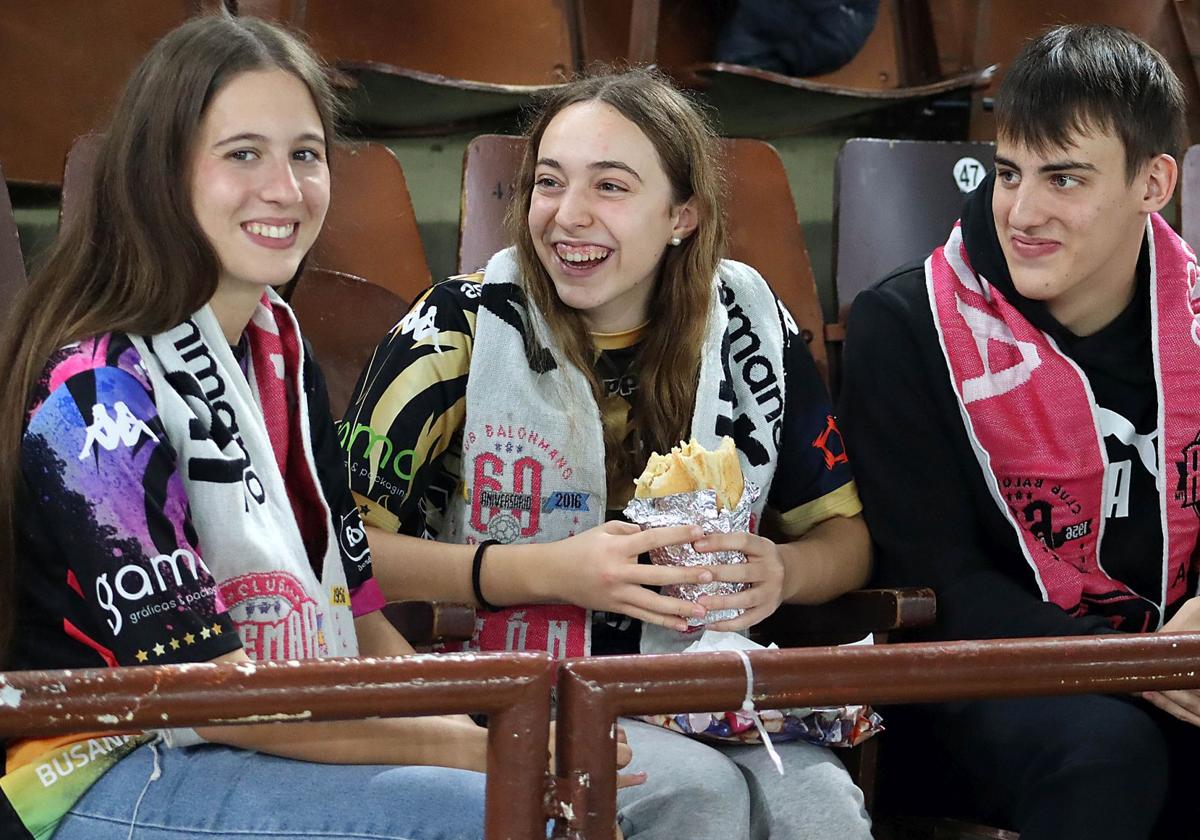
[3,332,374,839]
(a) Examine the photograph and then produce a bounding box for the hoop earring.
[670,235,682,246]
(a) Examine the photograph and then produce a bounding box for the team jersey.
[341,273,862,652]
[3,332,376,840]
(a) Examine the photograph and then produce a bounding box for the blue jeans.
[53,741,487,839]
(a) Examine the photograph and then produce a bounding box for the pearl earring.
[670,235,682,246]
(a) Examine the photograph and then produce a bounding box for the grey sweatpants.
[616,717,872,839]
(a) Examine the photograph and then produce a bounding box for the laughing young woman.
[343,69,874,840]
[0,15,520,840]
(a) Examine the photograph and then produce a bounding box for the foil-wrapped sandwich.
[624,436,760,627]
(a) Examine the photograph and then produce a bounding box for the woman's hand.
[1142,597,1200,726]
[549,522,713,632]
[691,532,786,631]
[615,724,644,790]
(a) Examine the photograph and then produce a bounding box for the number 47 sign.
[953,157,986,193]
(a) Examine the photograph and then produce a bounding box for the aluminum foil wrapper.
[623,481,761,626]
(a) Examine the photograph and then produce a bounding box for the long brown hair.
[0,14,336,663]
[506,67,726,481]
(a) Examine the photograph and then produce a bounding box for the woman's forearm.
[196,714,489,770]
[778,514,872,605]
[365,525,560,607]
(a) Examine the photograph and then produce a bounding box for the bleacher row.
[5,3,1200,839]
[9,130,1200,838]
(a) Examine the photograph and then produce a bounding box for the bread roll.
[633,436,744,511]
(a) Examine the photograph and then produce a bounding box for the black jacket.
[837,174,1175,641]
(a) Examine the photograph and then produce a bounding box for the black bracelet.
[471,539,500,611]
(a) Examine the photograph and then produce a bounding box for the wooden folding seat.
[1182,144,1200,250]
[458,134,835,383]
[965,1,1200,144]
[238,0,578,132]
[288,268,409,419]
[0,164,26,320]
[833,138,996,322]
[827,138,995,392]
[0,1,219,185]
[577,0,995,137]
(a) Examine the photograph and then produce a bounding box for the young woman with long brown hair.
[343,69,874,839]
[0,14,526,840]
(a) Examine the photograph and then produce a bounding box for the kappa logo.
[1175,431,1200,517]
[398,300,442,351]
[78,401,158,460]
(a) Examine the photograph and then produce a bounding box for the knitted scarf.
[439,248,786,657]
[927,215,1200,628]
[130,291,359,660]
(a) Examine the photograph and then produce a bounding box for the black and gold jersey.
[340,273,861,543]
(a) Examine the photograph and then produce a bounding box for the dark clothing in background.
[715,0,881,77]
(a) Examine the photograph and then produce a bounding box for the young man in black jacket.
[839,24,1200,839]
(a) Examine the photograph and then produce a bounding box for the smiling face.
[527,101,696,333]
[992,127,1175,334]
[190,68,330,301]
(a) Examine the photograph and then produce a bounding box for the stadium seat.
[1181,144,1200,250]
[237,0,578,131]
[964,1,1200,144]
[0,164,26,320]
[0,1,216,185]
[609,0,996,137]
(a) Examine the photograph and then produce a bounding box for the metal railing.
[0,652,554,839]
[552,633,1200,837]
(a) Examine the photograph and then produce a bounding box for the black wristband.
[471,539,500,611]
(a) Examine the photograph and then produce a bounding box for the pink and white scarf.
[927,214,1200,629]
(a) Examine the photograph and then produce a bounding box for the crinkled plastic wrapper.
[623,481,762,626]
[639,705,883,748]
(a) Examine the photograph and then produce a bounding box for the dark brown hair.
[996,24,1186,179]
[0,14,336,662]
[506,67,726,481]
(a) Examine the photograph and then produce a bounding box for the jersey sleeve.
[303,346,384,617]
[340,277,479,537]
[766,301,863,538]
[22,362,242,666]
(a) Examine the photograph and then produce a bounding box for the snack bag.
[639,630,884,748]
[624,437,759,626]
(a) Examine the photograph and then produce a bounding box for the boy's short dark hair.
[995,24,1186,180]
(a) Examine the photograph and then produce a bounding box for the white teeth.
[245,222,295,239]
[555,244,610,264]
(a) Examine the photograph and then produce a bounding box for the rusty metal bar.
[554,633,1200,838]
[0,652,554,840]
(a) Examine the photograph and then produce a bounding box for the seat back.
[966,1,1200,143]
[833,138,995,322]
[1182,144,1200,250]
[289,268,410,419]
[280,0,578,85]
[0,163,26,320]
[459,134,831,382]
[61,137,429,308]
[0,1,211,185]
